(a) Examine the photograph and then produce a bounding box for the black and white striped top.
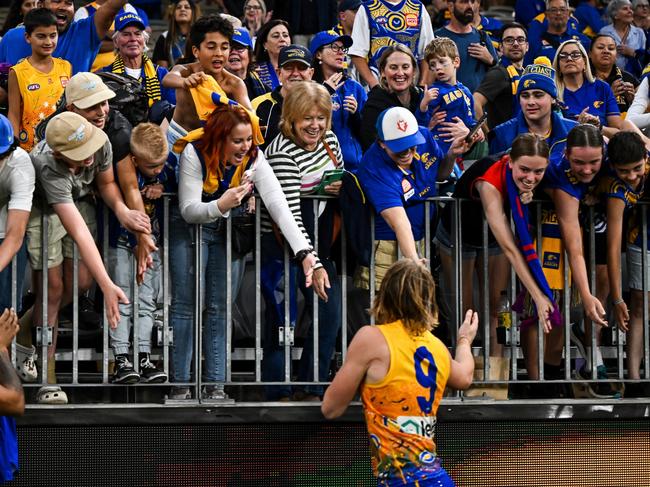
[261,130,343,244]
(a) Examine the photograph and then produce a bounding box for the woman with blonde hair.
[553,39,630,137]
[322,259,479,487]
[262,81,343,401]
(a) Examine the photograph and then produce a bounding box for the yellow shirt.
[12,58,71,151]
[360,320,451,485]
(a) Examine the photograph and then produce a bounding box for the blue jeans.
[0,240,27,313]
[169,205,246,383]
[260,233,342,399]
[107,243,160,355]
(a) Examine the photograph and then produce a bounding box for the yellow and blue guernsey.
[602,164,650,249]
[361,320,452,486]
[12,57,71,151]
[364,0,426,69]
[415,81,475,154]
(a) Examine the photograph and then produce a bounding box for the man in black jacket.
[251,45,314,149]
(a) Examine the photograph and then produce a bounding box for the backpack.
[34,72,150,142]
[95,72,150,127]
[339,171,373,268]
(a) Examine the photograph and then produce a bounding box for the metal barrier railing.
[4,193,649,403]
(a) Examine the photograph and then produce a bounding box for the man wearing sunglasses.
[474,22,530,130]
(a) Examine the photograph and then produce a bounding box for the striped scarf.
[504,159,562,328]
[502,59,523,117]
[109,53,161,107]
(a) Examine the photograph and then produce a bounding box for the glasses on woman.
[326,44,348,54]
[245,4,262,10]
[558,51,583,61]
[502,36,527,46]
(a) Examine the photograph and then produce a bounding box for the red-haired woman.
[175,103,329,400]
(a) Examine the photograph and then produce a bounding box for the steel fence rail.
[10,193,648,404]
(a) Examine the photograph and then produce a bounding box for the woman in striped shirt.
[262,81,343,401]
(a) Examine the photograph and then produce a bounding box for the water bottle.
[496,291,511,345]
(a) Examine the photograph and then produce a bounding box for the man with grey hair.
[101,10,176,105]
[600,0,647,77]
[525,0,591,65]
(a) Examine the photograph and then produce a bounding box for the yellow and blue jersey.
[560,79,620,127]
[357,127,444,241]
[490,111,577,162]
[416,81,475,154]
[365,0,425,68]
[12,57,71,151]
[361,320,451,486]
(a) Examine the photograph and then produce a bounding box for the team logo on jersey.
[543,251,560,269]
[405,13,418,27]
[397,119,408,132]
[27,83,40,91]
[60,76,69,87]
[593,101,604,109]
[376,16,388,25]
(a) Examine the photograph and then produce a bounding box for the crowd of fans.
[0,0,649,415]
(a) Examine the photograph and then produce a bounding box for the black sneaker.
[112,355,140,384]
[139,354,167,383]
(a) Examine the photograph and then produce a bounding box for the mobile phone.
[316,169,345,195]
[465,113,489,143]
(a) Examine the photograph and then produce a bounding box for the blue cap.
[115,10,146,31]
[376,107,425,153]
[232,27,253,49]
[310,30,353,54]
[0,114,14,153]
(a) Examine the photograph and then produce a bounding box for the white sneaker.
[36,385,68,405]
[15,344,38,382]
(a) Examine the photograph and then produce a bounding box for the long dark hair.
[566,123,604,153]
[510,133,550,162]
[163,0,201,66]
[1,0,31,35]
[253,19,290,65]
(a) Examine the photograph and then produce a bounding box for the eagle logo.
[523,79,535,88]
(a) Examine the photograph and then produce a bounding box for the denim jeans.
[107,242,160,355]
[169,205,246,383]
[0,239,27,313]
[260,233,342,399]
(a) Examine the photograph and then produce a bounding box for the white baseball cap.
[376,107,425,153]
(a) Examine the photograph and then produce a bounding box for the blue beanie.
[516,57,557,99]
